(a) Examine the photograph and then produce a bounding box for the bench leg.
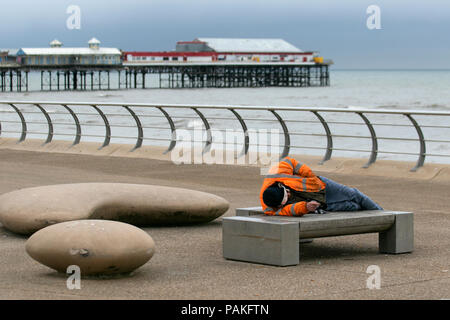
[223,217,300,266]
[379,212,414,254]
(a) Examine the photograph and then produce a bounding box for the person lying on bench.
[260,156,383,216]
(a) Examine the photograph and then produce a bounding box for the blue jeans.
[319,176,383,211]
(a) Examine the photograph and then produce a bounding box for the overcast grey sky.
[1,0,449,69]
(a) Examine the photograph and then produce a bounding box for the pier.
[1,37,332,91]
[39,66,114,91]
[120,62,330,89]
[0,65,28,92]
[0,62,330,92]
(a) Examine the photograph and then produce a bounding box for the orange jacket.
[259,157,326,216]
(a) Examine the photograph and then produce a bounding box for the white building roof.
[18,47,121,56]
[88,37,101,45]
[195,38,302,53]
[49,39,62,46]
[0,49,19,56]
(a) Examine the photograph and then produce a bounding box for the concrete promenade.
[0,141,449,299]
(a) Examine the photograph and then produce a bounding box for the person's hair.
[263,183,285,208]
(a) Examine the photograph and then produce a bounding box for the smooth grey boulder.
[0,183,230,235]
[26,220,156,276]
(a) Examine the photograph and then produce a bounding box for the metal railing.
[0,101,449,171]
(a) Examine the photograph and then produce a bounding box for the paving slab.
[0,148,448,299]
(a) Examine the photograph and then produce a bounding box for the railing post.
[157,107,177,154]
[62,104,81,146]
[91,104,111,149]
[123,105,143,151]
[34,104,53,145]
[311,111,333,164]
[8,103,27,143]
[229,108,249,158]
[269,109,290,160]
[404,113,426,172]
[191,107,212,154]
[357,112,378,168]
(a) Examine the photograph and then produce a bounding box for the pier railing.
[0,101,449,171]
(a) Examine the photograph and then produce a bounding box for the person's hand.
[306,201,320,212]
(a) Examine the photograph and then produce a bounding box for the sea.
[0,69,449,164]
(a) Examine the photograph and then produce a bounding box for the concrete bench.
[222,207,413,266]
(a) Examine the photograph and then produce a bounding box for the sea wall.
[1,137,450,182]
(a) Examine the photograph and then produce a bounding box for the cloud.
[1,0,449,68]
